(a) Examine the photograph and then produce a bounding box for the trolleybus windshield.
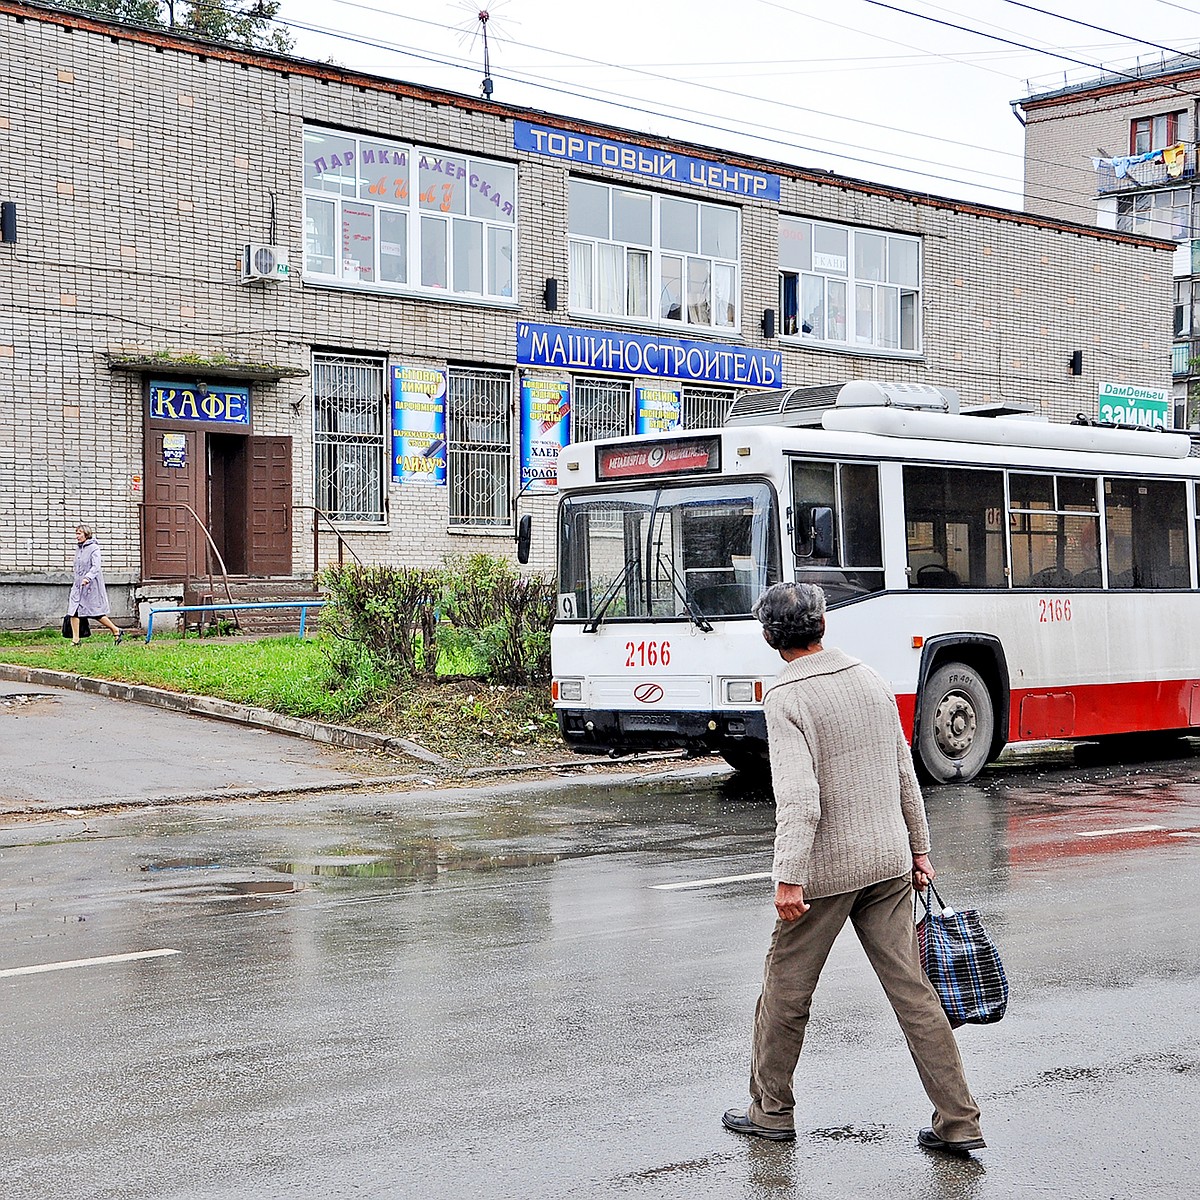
[558,481,780,623]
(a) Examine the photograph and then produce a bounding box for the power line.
[278,12,1106,215]
[298,0,1105,201]
[997,0,1200,64]
[852,0,1200,99]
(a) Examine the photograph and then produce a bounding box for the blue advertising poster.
[635,383,682,435]
[513,121,780,201]
[149,381,250,426]
[517,321,782,388]
[391,365,447,484]
[520,377,570,490]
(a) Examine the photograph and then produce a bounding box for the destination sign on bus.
[596,436,721,480]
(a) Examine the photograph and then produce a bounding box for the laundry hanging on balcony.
[1163,142,1187,178]
[1092,148,1164,179]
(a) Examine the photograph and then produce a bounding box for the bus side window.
[792,461,837,563]
[903,465,1006,588]
[790,459,884,601]
[1105,477,1189,589]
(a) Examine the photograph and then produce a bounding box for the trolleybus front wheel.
[719,742,772,780]
[916,663,994,784]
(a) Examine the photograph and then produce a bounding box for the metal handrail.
[138,500,238,619]
[295,504,364,575]
[145,600,325,643]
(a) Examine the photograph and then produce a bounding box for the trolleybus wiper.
[655,551,714,633]
[582,557,638,633]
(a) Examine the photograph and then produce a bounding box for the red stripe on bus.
[897,678,1200,745]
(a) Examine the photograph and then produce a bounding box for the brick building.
[1018,59,1200,424]
[0,0,1175,625]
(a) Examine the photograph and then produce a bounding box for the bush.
[319,555,555,689]
[441,554,556,686]
[319,563,440,685]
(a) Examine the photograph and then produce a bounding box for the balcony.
[1095,147,1196,195]
[1172,340,1197,377]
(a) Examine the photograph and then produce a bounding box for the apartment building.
[1019,57,1200,425]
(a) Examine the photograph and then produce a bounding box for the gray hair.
[75,524,94,539]
[752,581,827,651]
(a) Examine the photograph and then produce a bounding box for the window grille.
[572,377,630,444]
[312,354,387,523]
[447,367,512,527]
[683,386,736,430]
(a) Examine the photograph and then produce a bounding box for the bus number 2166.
[1039,597,1071,623]
[626,641,671,667]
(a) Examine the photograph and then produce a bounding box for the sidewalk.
[0,666,693,814]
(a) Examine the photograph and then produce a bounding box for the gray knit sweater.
[763,646,931,898]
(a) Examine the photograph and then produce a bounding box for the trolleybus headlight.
[557,679,583,702]
[724,679,757,704]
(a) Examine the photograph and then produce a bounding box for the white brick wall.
[0,4,1174,611]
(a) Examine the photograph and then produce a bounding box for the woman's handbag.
[61,615,91,638]
[917,883,1008,1028]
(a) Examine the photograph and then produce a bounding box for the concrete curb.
[0,774,432,816]
[0,663,448,767]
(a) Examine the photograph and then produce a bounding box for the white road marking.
[1076,825,1165,838]
[1168,831,1200,839]
[651,871,773,891]
[0,948,180,979]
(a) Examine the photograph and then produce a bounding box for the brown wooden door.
[144,428,204,579]
[247,436,293,576]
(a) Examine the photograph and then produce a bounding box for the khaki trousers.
[748,874,983,1141]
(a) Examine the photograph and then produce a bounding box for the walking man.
[722,581,985,1154]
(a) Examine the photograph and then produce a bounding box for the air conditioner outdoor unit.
[241,243,289,283]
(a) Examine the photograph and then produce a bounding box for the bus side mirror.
[516,514,532,564]
[810,506,834,559]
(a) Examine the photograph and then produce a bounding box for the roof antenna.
[477,9,494,99]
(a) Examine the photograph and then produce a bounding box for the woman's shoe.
[114,631,124,646]
[71,640,80,647]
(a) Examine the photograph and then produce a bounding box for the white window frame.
[303,125,517,302]
[568,179,740,333]
[1116,188,1191,241]
[779,217,921,354]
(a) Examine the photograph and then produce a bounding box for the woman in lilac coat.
[68,525,123,645]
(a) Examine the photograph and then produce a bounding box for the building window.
[313,354,388,524]
[447,367,512,527]
[572,377,631,444]
[303,126,516,300]
[682,386,736,429]
[1131,111,1184,155]
[1117,188,1190,240]
[568,180,739,330]
[780,217,920,352]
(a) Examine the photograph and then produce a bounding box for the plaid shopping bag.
[917,883,1008,1028]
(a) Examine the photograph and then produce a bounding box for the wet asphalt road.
[2,748,1199,1199]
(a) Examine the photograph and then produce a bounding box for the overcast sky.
[276,0,1200,218]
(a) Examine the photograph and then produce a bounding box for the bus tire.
[916,663,994,785]
[720,743,772,779]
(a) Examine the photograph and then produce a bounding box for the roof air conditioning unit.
[241,243,289,283]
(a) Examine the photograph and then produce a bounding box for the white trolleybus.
[546,380,1200,783]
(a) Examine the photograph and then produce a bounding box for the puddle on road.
[271,842,560,881]
[0,692,61,713]
[139,878,301,902]
[811,1124,889,1143]
[141,858,223,872]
